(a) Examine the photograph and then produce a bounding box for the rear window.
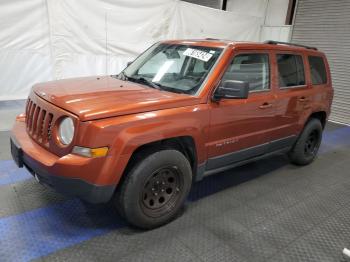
[277,54,305,88]
[308,56,327,85]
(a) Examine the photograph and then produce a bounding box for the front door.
[206,51,276,171]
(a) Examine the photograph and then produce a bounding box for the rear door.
[269,51,312,142]
[206,50,276,171]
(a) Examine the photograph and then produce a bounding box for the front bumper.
[10,120,116,203]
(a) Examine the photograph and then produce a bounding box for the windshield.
[120,43,223,95]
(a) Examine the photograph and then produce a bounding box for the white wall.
[0,0,264,100]
[182,0,223,9]
[227,0,289,24]
[0,0,292,100]
[265,0,290,25]
[227,0,268,17]
[260,25,292,42]
[262,0,292,42]
[227,0,291,41]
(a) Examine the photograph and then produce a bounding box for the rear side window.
[277,54,305,87]
[222,53,270,91]
[308,56,327,85]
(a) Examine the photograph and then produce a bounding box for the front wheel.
[114,149,192,229]
[288,118,323,165]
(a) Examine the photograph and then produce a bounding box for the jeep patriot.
[10,39,333,228]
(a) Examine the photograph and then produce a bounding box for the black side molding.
[199,135,297,178]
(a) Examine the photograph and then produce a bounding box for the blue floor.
[0,123,350,261]
[0,200,125,261]
[0,160,32,185]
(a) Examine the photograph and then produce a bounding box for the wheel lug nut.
[154,192,158,196]
[162,182,165,185]
[176,187,180,192]
[156,181,160,184]
[151,188,155,191]
[161,189,165,192]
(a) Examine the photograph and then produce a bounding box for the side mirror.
[214,80,249,100]
[127,61,133,67]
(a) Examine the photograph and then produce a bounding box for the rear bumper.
[10,120,116,203]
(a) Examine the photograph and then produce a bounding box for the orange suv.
[10,39,333,228]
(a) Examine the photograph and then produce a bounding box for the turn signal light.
[72,146,109,158]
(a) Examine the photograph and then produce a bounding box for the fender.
[78,104,210,185]
[297,104,329,133]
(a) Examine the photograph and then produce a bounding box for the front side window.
[277,54,305,88]
[308,56,327,85]
[121,43,222,94]
[221,53,270,92]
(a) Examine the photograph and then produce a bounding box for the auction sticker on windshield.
[183,48,213,62]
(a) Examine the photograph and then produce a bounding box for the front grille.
[25,98,54,147]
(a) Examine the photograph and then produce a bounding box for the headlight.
[58,117,74,145]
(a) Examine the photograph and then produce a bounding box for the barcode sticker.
[183,48,213,62]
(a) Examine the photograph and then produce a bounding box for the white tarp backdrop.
[0,0,266,100]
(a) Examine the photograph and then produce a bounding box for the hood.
[33,76,200,121]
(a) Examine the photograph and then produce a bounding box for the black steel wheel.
[114,149,192,229]
[289,118,323,165]
[304,129,319,157]
[141,166,182,218]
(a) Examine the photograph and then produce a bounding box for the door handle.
[298,97,309,102]
[259,102,272,109]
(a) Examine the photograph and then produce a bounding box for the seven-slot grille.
[25,98,53,147]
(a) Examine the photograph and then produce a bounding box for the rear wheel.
[288,118,323,165]
[114,149,192,229]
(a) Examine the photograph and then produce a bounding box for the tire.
[288,118,323,165]
[114,149,192,229]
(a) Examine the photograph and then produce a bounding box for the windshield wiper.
[139,77,162,90]
[123,75,187,94]
[159,86,187,94]
[128,76,162,90]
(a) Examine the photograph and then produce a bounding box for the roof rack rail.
[263,40,318,50]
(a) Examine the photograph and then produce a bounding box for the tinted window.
[222,54,270,91]
[308,56,327,85]
[277,54,305,87]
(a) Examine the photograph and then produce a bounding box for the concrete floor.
[0,122,350,262]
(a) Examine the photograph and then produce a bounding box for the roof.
[162,38,322,53]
